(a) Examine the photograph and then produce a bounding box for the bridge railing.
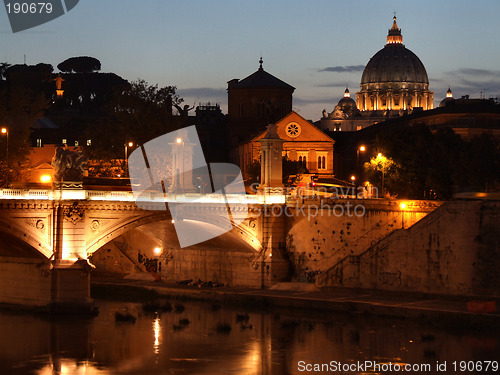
[0,188,285,204]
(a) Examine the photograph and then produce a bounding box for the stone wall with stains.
[285,199,439,281]
[319,200,500,297]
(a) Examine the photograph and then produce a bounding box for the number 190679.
[6,2,53,14]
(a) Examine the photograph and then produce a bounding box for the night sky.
[1,0,499,119]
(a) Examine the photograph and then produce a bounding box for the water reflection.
[0,300,497,374]
[37,359,108,375]
[153,316,160,355]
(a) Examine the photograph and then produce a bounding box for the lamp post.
[1,127,8,185]
[124,141,133,177]
[400,202,406,228]
[356,145,366,183]
[377,152,385,197]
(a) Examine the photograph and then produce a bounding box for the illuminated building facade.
[321,16,434,132]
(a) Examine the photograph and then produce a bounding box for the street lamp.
[400,202,406,228]
[357,145,366,181]
[377,153,385,197]
[124,141,134,177]
[1,128,8,184]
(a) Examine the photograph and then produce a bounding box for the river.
[0,299,498,374]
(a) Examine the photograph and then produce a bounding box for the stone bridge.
[0,189,287,311]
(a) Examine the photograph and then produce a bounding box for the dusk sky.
[1,0,500,119]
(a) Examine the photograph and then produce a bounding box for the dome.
[439,87,454,107]
[361,16,428,85]
[356,16,433,112]
[361,45,429,85]
[337,88,357,109]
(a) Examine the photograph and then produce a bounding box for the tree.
[363,153,399,197]
[0,86,49,186]
[283,156,309,185]
[367,122,500,199]
[0,62,11,80]
[57,56,101,73]
[85,80,183,164]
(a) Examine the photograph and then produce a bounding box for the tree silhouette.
[85,79,183,163]
[57,56,101,73]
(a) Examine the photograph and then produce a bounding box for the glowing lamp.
[400,203,406,210]
[176,138,182,144]
[154,247,162,255]
[128,142,134,147]
[351,175,356,181]
[40,174,52,183]
[1,128,7,134]
[359,146,366,152]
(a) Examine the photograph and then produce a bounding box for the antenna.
[24,54,26,65]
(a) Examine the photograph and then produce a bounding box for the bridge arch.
[86,210,261,256]
[0,217,52,259]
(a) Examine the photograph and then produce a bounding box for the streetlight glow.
[359,145,366,152]
[1,128,7,134]
[351,175,356,181]
[400,202,406,209]
[40,174,52,183]
[176,137,182,144]
[128,141,134,147]
[154,247,162,255]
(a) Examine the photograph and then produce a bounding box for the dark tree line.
[85,79,184,162]
[365,123,500,199]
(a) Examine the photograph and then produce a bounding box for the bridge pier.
[50,260,95,314]
[259,204,289,287]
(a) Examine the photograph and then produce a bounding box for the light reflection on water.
[0,299,497,375]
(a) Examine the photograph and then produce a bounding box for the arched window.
[318,156,322,169]
[303,156,307,168]
[322,156,326,169]
[299,156,302,164]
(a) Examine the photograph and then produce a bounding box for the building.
[227,58,295,144]
[320,16,433,132]
[237,111,335,179]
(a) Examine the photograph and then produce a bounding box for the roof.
[231,59,295,90]
[251,111,335,144]
[361,44,429,85]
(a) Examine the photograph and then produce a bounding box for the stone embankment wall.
[285,199,440,281]
[318,200,500,297]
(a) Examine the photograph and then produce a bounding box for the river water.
[0,299,498,374]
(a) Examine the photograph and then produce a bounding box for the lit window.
[36,139,42,147]
[87,139,92,146]
[62,139,67,144]
[75,140,79,146]
[317,153,327,170]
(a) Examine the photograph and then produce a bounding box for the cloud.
[433,67,500,98]
[319,65,365,73]
[294,97,334,106]
[452,68,500,77]
[177,87,226,99]
[316,81,357,88]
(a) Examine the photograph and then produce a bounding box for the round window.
[286,122,301,138]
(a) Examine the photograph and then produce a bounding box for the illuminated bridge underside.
[0,189,265,261]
